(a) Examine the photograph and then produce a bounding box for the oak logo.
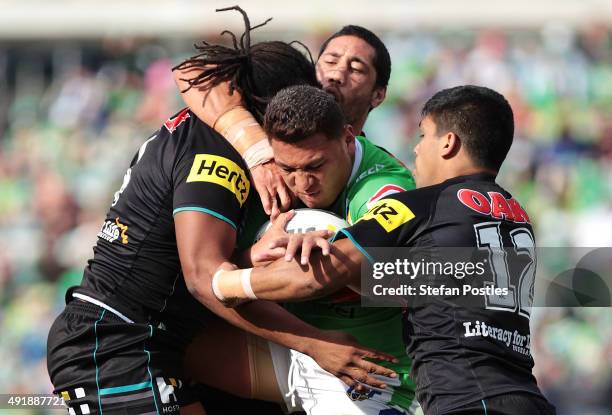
[457,189,530,223]
[359,198,414,232]
[187,154,250,206]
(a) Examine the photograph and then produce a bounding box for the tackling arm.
[175,211,397,388]
[215,237,365,303]
[176,210,331,352]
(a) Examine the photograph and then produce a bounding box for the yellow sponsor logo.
[186,154,250,206]
[115,218,128,244]
[326,224,339,232]
[358,198,414,232]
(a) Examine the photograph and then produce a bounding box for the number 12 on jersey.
[475,223,536,318]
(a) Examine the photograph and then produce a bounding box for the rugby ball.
[255,209,349,241]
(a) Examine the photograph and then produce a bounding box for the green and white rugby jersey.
[284,135,417,410]
[331,136,415,224]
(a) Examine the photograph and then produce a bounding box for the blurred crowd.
[0,23,610,415]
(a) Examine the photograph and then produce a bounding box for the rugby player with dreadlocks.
[45,7,398,415]
[175,22,393,217]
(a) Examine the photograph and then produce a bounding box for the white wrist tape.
[220,118,260,145]
[214,107,272,168]
[243,140,274,169]
[211,269,226,301]
[240,268,258,300]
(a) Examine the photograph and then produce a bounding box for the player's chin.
[300,193,324,208]
[301,198,320,208]
[413,170,423,188]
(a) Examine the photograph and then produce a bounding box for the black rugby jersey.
[336,173,546,414]
[70,108,252,323]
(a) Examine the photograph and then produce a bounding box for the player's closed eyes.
[305,163,324,172]
[279,163,323,173]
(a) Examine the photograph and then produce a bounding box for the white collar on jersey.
[347,138,364,184]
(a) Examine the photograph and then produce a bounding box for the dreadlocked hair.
[173,6,317,124]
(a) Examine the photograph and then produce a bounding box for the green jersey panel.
[329,136,415,222]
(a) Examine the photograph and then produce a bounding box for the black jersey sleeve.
[333,191,426,261]
[171,116,251,230]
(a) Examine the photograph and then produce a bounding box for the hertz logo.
[186,154,250,206]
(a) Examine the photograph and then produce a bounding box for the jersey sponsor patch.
[164,108,190,133]
[366,184,406,209]
[186,154,250,206]
[98,217,128,244]
[457,189,530,223]
[358,198,414,232]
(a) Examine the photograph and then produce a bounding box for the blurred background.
[0,1,610,414]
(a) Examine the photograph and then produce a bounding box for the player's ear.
[344,124,356,150]
[370,86,386,109]
[440,132,460,159]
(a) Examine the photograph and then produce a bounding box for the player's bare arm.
[174,210,396,390]
[214,237,363,304]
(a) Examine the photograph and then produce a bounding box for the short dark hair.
[318,25,391,89]
[421,85,514,171]
[264,85,345,143]
[173,7,317,123]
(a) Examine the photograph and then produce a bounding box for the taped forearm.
[213,265,317,303]
[214,107,273,168]
[173,68,273,168]
[213,248,359,304]
[212,267,258,303]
